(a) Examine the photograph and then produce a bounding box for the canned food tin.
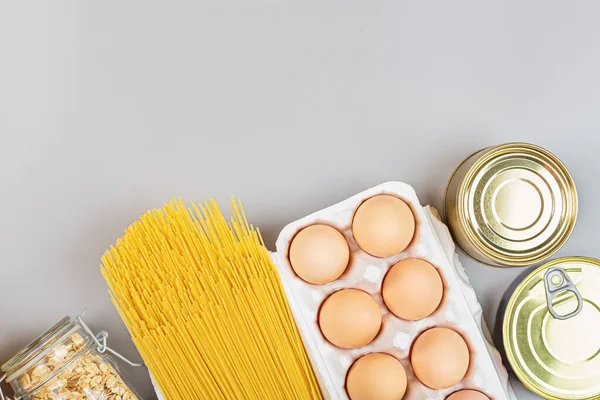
[445,143,578,267]
[503,257,600,400]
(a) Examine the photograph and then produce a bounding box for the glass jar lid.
[1,317,87,379]
[1,317,92,399]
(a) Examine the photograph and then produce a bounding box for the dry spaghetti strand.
[101,198,323,400]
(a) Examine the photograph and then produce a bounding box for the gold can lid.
[458,143,577,266]
[503,257,600,400]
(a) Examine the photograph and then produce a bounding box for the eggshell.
[411,327,470,389]
[346,353,407,400]
[289,224,350,284]
[318,289,381,349]
[352,195,415,257]
[382,258,443,320]
[447,390,490,400]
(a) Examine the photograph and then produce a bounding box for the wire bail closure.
[0,310,144,400]
[75,309,144,368]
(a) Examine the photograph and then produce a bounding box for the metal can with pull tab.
[502,257,600,400]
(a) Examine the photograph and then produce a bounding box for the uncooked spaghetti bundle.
[101,199,322,400]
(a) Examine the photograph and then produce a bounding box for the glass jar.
[1,315,143,400]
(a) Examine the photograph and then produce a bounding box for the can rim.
[443,146,484,222]
[443,146,501,267]
[502,256,600,400]
[456,142,578,267]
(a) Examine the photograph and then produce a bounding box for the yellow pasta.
[101,199,323,400]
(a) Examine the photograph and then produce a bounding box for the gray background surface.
[2,1,600,399]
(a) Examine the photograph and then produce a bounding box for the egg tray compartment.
[272,182,517,400]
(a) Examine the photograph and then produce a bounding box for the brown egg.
[447,390,490,400]
[346,353,408,400]
[352,195,416,257]
[318,289,381,349]
[411,327,470,389]
[382,258,443,320]
[289,224,350,284]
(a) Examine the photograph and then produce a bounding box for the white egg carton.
[271,182,517,400]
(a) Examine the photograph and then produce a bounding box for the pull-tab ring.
[544,267,583,320]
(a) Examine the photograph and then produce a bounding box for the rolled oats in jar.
[1,315,143,400]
